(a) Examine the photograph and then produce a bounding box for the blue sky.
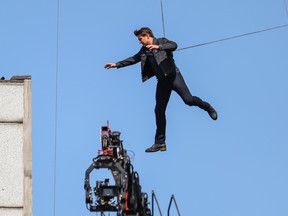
[1,0,288,215]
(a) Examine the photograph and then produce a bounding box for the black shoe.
[145,143,167,153]
[208,106,218,120]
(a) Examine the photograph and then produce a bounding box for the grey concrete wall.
[0,83,24,122]
[0,77,32,216]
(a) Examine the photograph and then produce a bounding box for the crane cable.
[53,0,60,215]
[285,0,288,17]
[159,0,288,51]
[176,24,288,51]
[160,0,166,37]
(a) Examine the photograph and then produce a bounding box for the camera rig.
[84,123,151,216]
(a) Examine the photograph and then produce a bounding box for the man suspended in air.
[104,27,217,153]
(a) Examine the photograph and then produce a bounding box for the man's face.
[137,35,151,46]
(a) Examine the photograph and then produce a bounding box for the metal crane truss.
[84,124,151,216]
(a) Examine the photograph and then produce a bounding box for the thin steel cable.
[160,0,166,37]
[53,0,60,215]
[176,24,288,51]
[284,0,288,17]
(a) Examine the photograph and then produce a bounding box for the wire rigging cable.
[159,1,288,51]
[54,0,60,215]
[285,0,288,17]
[176,24,288,51]
[160,0,166,37]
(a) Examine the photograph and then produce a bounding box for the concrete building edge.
[23,79,32,216]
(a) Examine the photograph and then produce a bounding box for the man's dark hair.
[134,27,154,37]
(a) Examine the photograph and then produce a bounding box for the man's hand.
[104,63,116,69]
[146,44,160,50]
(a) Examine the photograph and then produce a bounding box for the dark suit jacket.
[116,37,178,82]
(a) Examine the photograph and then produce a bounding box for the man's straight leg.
[146,79,172,153]
[154,79,172,144]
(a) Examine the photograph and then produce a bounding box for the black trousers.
[154,70,211,143]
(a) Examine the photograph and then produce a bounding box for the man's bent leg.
[173,71,217,120]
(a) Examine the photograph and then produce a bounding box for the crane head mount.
[84,123,151,216]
